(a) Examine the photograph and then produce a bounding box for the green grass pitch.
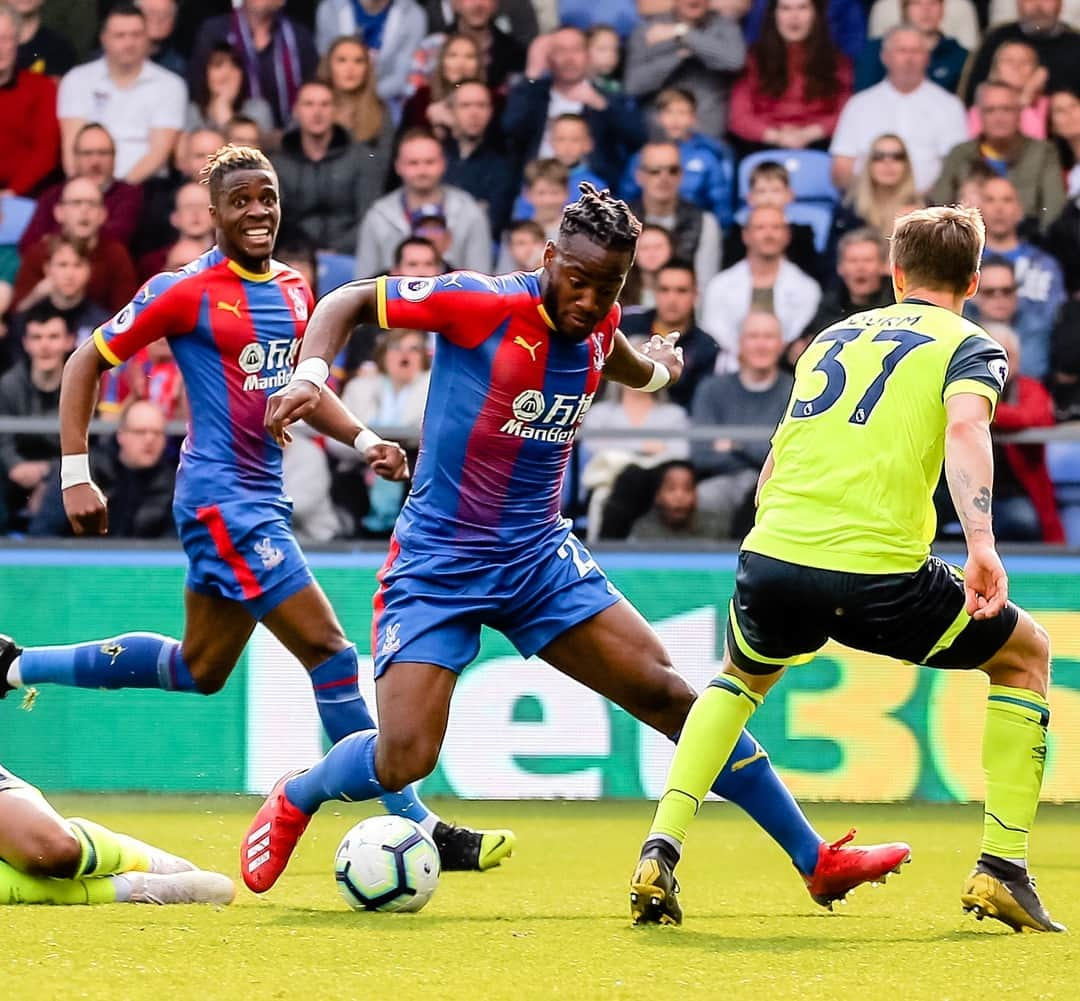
[6,798,1080,1001]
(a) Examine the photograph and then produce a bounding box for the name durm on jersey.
[500,390,595,442]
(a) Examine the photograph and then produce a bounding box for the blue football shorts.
[371,527,623,677]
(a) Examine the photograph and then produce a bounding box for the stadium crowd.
[2,0,1080,544]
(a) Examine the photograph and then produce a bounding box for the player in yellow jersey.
[628,205,1064,934]
[0,763,234,905]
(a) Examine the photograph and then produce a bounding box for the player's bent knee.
[982,612,1051,696]
[375,734,440,792]
[635,663,697,734]
[21,827,82,878]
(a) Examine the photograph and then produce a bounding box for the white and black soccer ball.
[334,816,440,913]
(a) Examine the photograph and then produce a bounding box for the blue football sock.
[675,728,823,876]
[18,634,200,692]
[308,646,432,826]
[285,729,387,815]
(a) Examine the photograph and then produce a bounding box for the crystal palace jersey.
[745,300,1008,575]
[93,248,313,507]
[376,270,620,555]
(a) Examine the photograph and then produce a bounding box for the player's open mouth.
[244,229,271,239]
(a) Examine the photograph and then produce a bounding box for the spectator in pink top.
[967,40,1049,140]
[728,0,852,154]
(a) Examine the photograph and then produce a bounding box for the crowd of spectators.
[2,0,1080,544]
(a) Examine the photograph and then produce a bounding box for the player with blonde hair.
[631,204,1064,934]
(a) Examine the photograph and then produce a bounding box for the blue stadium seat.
[0,195,35,245]
[785,201,834,253]
[317,252,357,295]
[737,149,838,207]
[1046,440,1080,545]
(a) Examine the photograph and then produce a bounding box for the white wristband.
[641,359,671,393]
[354,428,383,453]
[290,357,330,389]
[61,453,91,490]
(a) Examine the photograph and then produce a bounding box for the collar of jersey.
[226,258,280,283]
[536,302,556,330]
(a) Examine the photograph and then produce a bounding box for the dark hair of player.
[200,143,275,200]
[559,182,642,254]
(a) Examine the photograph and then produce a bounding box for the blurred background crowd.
[3,0,1080,545]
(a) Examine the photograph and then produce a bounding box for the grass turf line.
[5,799,1079,1001]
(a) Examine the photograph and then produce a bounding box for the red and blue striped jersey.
[93,247,313,506]
[376,269,619,554]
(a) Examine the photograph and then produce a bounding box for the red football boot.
[803,829,912,910]
[242,770,311,893]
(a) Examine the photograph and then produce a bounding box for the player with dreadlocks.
[0,145,514,880]
[242,182,910,907]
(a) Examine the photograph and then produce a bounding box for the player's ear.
[891,263,905,300]
[542,241,556,268]
[966,270,980,301]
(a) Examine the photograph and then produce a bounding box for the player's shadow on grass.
[639,924,1011,952]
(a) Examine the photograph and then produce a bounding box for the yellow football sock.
[649,676,764,846]
[67,817,150,877]
[982,685,1050,861]
[0,859,118,905]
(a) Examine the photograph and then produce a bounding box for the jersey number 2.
[790,329,933,424]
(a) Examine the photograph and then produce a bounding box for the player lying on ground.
[0,144,512,874]
[241,183,909,905]
[630,204,1064,934]
[0,763,233,905]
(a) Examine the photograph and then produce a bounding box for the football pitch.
[7,798,1079,1001]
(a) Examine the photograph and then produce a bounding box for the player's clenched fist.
[641,331,685,385]
[265,382,321,446]
[63,482,108,536]
[366,442,410,482]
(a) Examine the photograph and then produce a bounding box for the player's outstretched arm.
[603,330,684,390]
[944,393,1008,620]
[265,280,380,443]
[58,339,114,536]
[304,389,410,482]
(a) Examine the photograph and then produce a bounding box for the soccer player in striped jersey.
[0,762,234,906]
[0,145,512,875]
[632,205,1063,933]
[241,184,909,904]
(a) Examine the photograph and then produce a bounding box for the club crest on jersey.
[287,285,308,321]
[398,277,437,302]
[592,335,605,373]
[381,622,401,655]
[254,537,284,570]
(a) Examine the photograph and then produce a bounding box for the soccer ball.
[334,816,440,913]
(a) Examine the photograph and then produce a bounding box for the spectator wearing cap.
[0,4,60,197]
[190,0,318,130]
[272,80,389,255]
[442,78,516,240]
[20,123,143,253]
[356,128,492,276]
[58,4,187,184]
[13,0,75,76]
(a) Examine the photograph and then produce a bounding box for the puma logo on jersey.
[514,336,542,361]
[217,299,242,318]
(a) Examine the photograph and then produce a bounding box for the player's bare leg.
[961,610,1064,933]
[178,589,258,693]
[0,781,233,905]
[540,602,911,921]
